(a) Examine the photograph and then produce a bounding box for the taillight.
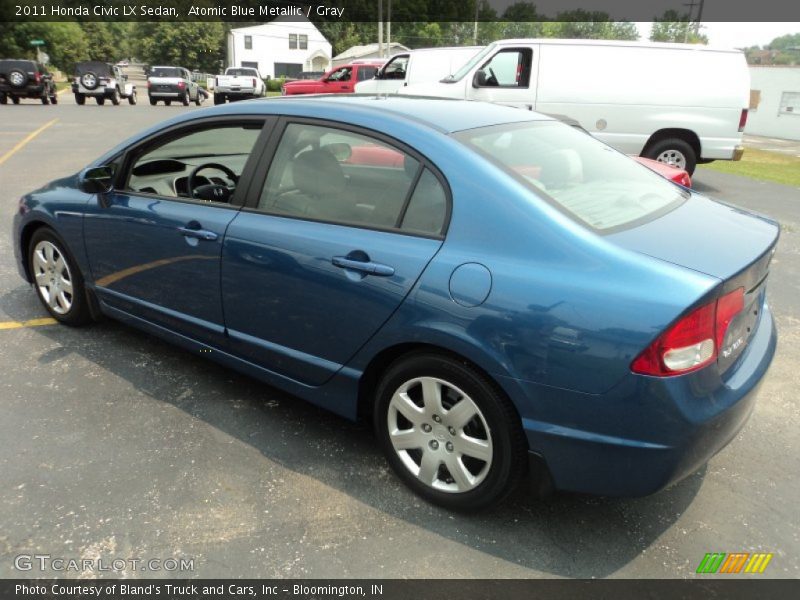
[177,81,186,89]
[252,78,256,87]
[738,109,748,132]
[631,288,745,376]
[679,173,692,188]
[34,72,41,83]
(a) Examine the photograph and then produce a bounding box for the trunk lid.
[609,194,779,373]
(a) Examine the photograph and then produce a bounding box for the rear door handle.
[332,256,395,277]
[178,227,218,241]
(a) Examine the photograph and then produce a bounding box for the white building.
[332,42,411,67]
[746,66,800,141]
[227,17,332,79]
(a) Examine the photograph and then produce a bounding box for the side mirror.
[79,165,115,194]
[473,70,487,88]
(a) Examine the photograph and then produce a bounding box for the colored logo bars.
[696,552,774,574]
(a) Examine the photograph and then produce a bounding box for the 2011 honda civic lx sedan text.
[12,97,778,510]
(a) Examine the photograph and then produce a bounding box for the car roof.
[203,95,553,134]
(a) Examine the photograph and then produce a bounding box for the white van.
[355,46,482,95]
[400,39,751,173]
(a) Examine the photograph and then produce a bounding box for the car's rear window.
[76,62,112,76]
[227,69,258,77]
[150,67,183,78]
[454,121,687,232]
[0,60,38,73]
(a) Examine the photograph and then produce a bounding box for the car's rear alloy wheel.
[28,230,90,325]
[182,93,190,106]
[128,90,137,105]
[375,353,526,510]
[110,88,121,105]
[75,93,85,105]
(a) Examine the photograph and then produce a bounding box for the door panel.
[84,195,237,346]
[467,46,538,110]
[221,214,442,385]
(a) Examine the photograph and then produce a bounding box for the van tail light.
[252,78,257,87]
[738,109,748,132]
[631,288,745,376]
[177,81,186,89]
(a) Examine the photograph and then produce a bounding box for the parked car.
[147,66,203,106]
[282,60,385,95]
[13,97,778,510]
[400,39,751,175]
[72,61,137,106]
[214,67,266,103]
[355,47,482,95]
[0,59,58,105]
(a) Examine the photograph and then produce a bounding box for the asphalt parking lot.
[0,95,798,579]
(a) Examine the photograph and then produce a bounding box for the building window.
[289,34,297,49]
[779,91,800,115]
[274,63,303,78]
[299,35,308,50]
[244,35,252,50]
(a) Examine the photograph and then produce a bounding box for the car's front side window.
[256,123,447,235]
[124,123,263,203]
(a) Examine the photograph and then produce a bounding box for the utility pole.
[695,0,705,35]
[682,0,698,43]
[473,0,479,45]
[378,0,383,58]
[387,0,391,53]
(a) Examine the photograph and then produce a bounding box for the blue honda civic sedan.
[13,96,778,510]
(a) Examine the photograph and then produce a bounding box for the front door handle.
[178,227,218,241]
[332,256,395,277]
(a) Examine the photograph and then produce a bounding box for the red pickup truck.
[282,60,385,95]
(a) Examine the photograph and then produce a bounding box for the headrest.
[292,150,346,197]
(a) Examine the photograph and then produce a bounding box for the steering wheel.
[187,163,238,202]
[486,68,499,86]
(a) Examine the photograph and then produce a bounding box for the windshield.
[150,67,183,78]
[444,44,497,82]
[454,121,687,232]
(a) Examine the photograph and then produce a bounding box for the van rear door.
[465,44,538,110]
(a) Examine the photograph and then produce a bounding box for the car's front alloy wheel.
[375,353,526,510]
[28,230,91,325]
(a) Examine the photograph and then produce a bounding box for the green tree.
[0,23,89,73]
[552,11,639,40]
[650,10,708,44]
[767,32,800,51]
[133,22,225,73]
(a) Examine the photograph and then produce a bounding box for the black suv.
[0,59,58,105]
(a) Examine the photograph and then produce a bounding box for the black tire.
[181,92,190,107]
[50,89,58,104]
[11,95,20,105]
[75,93,85,105]
[374,352,527,511]
[213,93,224,105]
[165,99,172,106]
[110,87,121,105]
[96,96,105,105]
[0,93,7,105]
[195,90,202,106]
[8,68,27,88]
[643,137,697,175]
[41,94,49,105]
[28,228,92,326]
[149,96,157,106]
[128,90,137,105]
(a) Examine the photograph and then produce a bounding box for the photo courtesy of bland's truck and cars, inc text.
[0,0,799,597]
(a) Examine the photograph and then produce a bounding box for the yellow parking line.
[0,118,58,167]
[0,317,57,330]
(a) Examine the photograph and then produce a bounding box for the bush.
[266,77,285,92]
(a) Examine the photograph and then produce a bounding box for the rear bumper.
[514,304,777,497]
[1,84,47,97]
[149,91,182,98]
